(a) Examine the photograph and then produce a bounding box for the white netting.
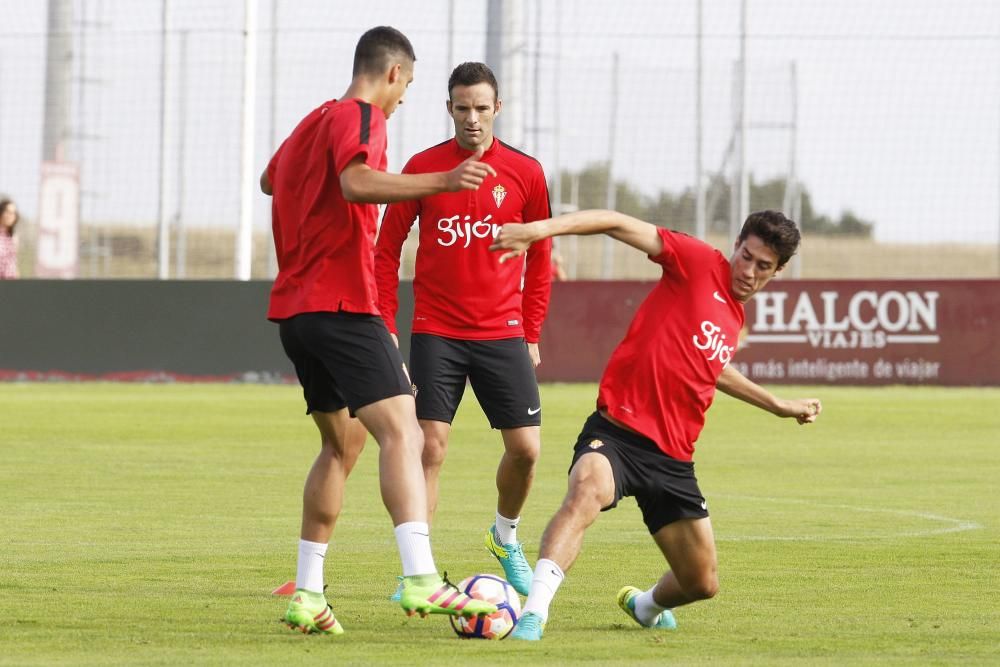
[0,0,996,278]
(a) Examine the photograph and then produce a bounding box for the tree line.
[555,164,873,237]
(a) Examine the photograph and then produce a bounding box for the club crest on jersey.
[589,439,605,449]
[492,184,507,208]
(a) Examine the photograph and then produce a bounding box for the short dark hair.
[353,26,416,77]
[448,62,499,101]
[738,210,801,269]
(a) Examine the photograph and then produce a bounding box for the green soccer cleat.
[484,525,532,596]
[510,611,545,640]
[617,585,677,630]
[398,573,498,618]
[283,589,344,635]
[389,575,404,602]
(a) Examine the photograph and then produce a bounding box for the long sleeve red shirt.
[375,138,552,342]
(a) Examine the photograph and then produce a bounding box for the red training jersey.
[597,228,745,461]
[374,138,552,342]
[266,98,387,320]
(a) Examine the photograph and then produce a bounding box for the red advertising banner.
[735,280,997,385]
[537,280,1000,386]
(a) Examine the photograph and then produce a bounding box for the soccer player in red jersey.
[375,62,552,596]
[489,209,823,640]
[260,27,500,634]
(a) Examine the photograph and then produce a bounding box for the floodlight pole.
[157,0,172,279]
[236,0,258,280]
[175,30,188,279]
[602,52,619,280]
[266,0,279,279]
[695,0,706,240]
[446,0,454,137]
[734,0,749,240]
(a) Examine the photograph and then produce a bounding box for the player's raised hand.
[445,144,497,191]
[490,221,542,263]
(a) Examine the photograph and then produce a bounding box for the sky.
[0,0,998,245]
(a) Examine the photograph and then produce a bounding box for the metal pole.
[269,0,278,153]
[43,0,72,162]
[175,30,188,279]
[236,0,258,280]
[157,0,171,279]
[569,172,579,279]
[446,0,454,137]
[784,61,800,278]
[695,0,706,240]
[602,52,619,279]
[79,0,93,277]
[552,0,562,217]
[735,0,749,238]
[267,0,278,279]
[553,0,572,276]
[532,0,541,155]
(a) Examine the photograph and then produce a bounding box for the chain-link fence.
[1,0,997,280]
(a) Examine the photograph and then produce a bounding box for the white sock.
[494,512,520,545]
[634,586,668,626]
[296,538,328,594]
[394,521,437,577]
[521,558,565,621]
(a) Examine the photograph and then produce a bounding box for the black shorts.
[570,412,709,534]
[278,312,412,416]
[409,333,541,429]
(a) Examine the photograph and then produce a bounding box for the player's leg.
[354,395,427,524]
[536,450,614,569]
[496,425,539,525]
[618,448,715,630]
[342,325,495,620]
[408,334,470,522]
[418,418,451,521]
[283,313,494,621]
[617,518,717,631]
[300,412,367,543]
[650,517,718,608]
[278,314,362,634]
[512,422,620,640]
[283,412,366,635]
[469,338,541,594]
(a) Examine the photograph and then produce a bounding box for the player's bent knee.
[501,430,541,462]
[505,442,539,468]
[421,436,447,468]
[684,573,719,601]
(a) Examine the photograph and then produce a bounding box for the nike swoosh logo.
[412,532,430,537]
[700,501,708,510]
[528,407,541,415]
[713,291,727,303]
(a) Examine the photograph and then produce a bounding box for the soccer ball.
[449,574,521,640]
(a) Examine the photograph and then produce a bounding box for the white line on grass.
[711,494,982,542]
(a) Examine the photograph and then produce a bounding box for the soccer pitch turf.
[1,383,997,665]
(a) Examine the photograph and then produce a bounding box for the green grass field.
[1,383,997,665]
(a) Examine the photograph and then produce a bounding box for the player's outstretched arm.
[716,365,822,425]
[340,146,497,204]
[490,210,662,263]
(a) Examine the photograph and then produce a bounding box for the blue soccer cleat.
[510,611,545,640]
[388,575,404,602]
[484,525,532,596]
[617,585,677,630]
